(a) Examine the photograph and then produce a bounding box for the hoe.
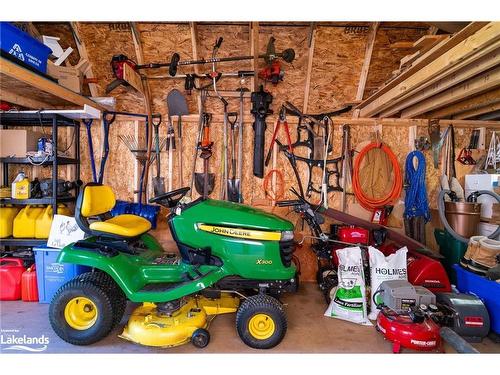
[49,184,298,349]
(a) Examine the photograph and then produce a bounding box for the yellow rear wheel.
[64,297,98,330]
[248,313,276,340]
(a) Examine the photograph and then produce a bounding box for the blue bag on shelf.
[0,22,52,73]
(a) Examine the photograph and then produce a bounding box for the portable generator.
[379,243,452,293]
[375,280,490,353]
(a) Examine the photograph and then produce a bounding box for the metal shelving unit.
[0,112,81,248]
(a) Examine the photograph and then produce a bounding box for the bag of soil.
[324,247,371,326]
[368,246,408,320]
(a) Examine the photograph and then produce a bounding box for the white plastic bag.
[324,247,371,326]
[368,246,408,320]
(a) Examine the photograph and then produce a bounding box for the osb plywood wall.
[31,22,498,281]
[32,22,428,195]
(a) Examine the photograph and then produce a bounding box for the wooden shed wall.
[31,22,500,281]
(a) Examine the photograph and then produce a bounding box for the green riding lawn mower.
[49,183,298,349]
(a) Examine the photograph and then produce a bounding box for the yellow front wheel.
[49,279,114,346]
[236,295,287,349]
[64,297,98,330]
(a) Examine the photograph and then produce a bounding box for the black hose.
[440,327,479,353]
[437,189,500,243]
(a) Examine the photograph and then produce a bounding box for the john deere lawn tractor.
[49,184,298,349]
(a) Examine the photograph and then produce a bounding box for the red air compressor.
[375,280,490,353]
[377,306,442,353]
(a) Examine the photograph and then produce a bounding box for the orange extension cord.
[352,142,402,210]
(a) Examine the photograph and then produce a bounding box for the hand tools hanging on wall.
[251,85,273,178]
[457,129,480,165]
[114,111,163,203]
[161,36,295,77]
[194,113,215,198]
[106,54,137,94]
[226,112,240,202]
[189,89,208,197]
[166,89,190,189]
[403,150,430,244]
[275,102,352,198]
[340,124,352,212]
[202,37,230,201]
[235,86,247,203]
[82,112,117,184]
[106,37,295,94]
[152,116,167,196]
[264,105,293,168]
[219,99,229,200]
[321,117,333,209]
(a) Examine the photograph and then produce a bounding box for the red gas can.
[0,258,26,300]
[21,265,39,302]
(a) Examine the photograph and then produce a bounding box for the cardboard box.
[47,62,82,93]
[0,129,43,157]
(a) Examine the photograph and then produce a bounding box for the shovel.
[151,116,165,196]
[194,113,215,197]
[226,112,239,202]
[167,89,189,187]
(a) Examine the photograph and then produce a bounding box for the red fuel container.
[0,258,26,300]
[22,265,39,302]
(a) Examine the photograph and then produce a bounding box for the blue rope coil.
[404,150,430,222]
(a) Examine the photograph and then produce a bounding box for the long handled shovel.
[167,89,189,188]
[194,113,215,197]
[235,86,247,203]
[226,112,239,202]
[151,116,165,196]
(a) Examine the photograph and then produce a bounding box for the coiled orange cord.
[263,169,285,202]
[352,142,402,210]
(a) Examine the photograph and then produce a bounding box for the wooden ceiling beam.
[425,87,500,118]
[380,46,500,117]
[455,100,500,119]
[360,23,500,117]
[356,22,489,114]
[353,22,380,118]
[401,66,500,118]
[478,110,500,121]
[389,41,414,49]
[69,22,99,97]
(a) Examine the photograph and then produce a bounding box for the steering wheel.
[149,187,190,208]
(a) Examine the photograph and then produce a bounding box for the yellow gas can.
[13,206,44,238]
[11,176,30,199]
[35,204,72,239]
[0,206,20,238]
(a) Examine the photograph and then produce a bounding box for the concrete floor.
[0,282,498,354]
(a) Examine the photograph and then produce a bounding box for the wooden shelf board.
[0,57,105,111]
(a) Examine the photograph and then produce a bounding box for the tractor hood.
[179,199,294,231]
